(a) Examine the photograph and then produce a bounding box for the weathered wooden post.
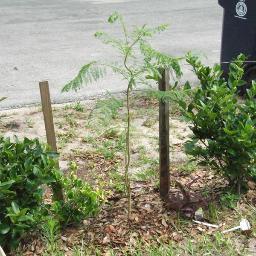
[39,81,64,201]
[158,69,170,198]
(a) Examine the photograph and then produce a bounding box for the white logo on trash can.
[236,0,247,17]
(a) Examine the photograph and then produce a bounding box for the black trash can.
[219,0,256,91]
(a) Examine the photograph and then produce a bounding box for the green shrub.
[178,54,256,192]
[0,137,58,249]
[0,137,102,251]
[50,162,103,225]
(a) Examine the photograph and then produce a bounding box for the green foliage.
[134,168,157,182]
[64,102,85,112]
[72,101,84,112]
[0,137,58,250]
[207,202,219,223]
[96,131,126,159]
[41,218,61,255]
[62,62,106,92]
[180,161,197,174]
[62,12,181,92]
[50,162,103,225]
[109,170,125,194]
[0,137,102,251]
[89,95,123,128]
[177,54,256,190]
[220,192,240,209]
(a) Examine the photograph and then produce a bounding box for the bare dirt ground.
[1,92,256,255]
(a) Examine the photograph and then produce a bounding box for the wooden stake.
[158,69,170,198]
[39,81,63,201]
[39,81,58,151]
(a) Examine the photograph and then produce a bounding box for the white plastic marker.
[223,219,251,234]
[193,220,220,228]
[0,246,6,256]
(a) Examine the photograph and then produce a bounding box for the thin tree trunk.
[125,85,132,220]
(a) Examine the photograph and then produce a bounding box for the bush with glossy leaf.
[0,137,102,251]
[0,137,58,249]
[50,162,103,225]
[178,54,256,191]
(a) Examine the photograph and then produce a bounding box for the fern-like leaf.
[140,42,182,79]
[132,24,169,40]
[108,11,122,24]
[62,62,106,92]
[95,31,126,54]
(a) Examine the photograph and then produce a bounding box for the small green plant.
[25,118,34,128]
[96,140,116,160]
[62,12,181,218]
[134,168,157,182]
[178,53,256,192]
[41,218,62,256]
[220,192,240,209]
[180,161,197,174]
[64,113,78,127]
[136,146,158,167]
[73,101,84,112]
[50,161,103,225]
[207,202,219,222]
[88,95,123,129]
[82,135,95,143]
[57,129,76,148]
[109,170,126,193]
[64,101,84,112]
[95,130,125,159]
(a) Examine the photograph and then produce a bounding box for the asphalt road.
[0,0,223,109]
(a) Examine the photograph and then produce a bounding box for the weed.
[220,192,240,209]
[104,232,244,255]
[82,135,95,144]
[134,168,157,182]
[57,130,76,147]
[95,130,126,160]
[88,96,123,130]
[138,154,158,168]
[41,218,62,256]
[96,141,115,160]
[64,114,78,127]
[102,127,120,139]
[207,202,219,222]
[180,161,197,174]
[73,101,84,112]
[142,117,157,128]
[109,170,125,193]
[25,118,34,128]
